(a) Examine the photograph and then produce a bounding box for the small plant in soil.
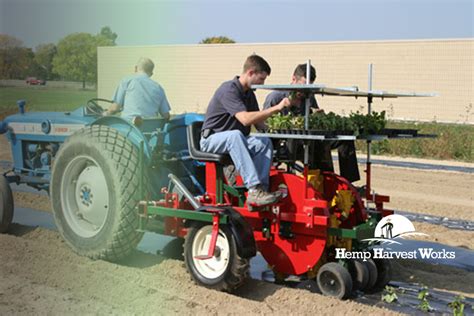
[448,295,465,316]
[417,286,433,313]
[381,285,398,303]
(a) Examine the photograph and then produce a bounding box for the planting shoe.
[247,187,282,210]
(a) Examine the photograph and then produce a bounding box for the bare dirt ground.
[1,135,473,314]
[0,227,399,315]
[353,161,474,222]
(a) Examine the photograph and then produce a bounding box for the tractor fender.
[184,207,256,259]
[225,207,257,259]
[90,116,152,160]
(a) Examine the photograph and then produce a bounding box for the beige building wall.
[98,39,473,124]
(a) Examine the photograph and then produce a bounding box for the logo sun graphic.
[362,214,428,245]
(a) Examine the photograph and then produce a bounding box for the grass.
[0,86,96,116]
[356,121,474,162]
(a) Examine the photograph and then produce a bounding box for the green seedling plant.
[266,114,279,132]
[349,110,387,135]
[336,116,357,134]
[448,295,465,316]
[290,116,305,130]
[381,285,398,304]
[268,110,387,135]
[417,286,433,313]
[266,113,292,131]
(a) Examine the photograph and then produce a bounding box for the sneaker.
[223,164,238,186]
[247,187,282,208]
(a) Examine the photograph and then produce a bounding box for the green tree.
[53,31,114,88]
[34,43,57,80]
[200,36,235,44]
[0,34,34,79]
[99,26,118,45]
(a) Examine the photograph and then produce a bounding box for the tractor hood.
[1,107,96,137]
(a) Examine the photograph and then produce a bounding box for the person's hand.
[277,97,292,111]
[289,95,301,106]
[314,108,325,114]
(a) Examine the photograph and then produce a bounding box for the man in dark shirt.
[263,64,360,182]
[200,55,293,208]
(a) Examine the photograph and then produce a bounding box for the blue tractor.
[0,99,205,261]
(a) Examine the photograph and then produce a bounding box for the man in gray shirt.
[263,64,360,182]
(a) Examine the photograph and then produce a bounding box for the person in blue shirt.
[105,57,171,121]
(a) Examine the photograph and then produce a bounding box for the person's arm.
[105,80,126,115]
[158,86,171,121]
[235,98,291,127]
[262,91,282,110]
[310,95,324,113]
[161,112,170,121]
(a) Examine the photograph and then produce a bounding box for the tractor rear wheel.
[0,175,14,233]
[184,222,249,292]
[317,262,353,299]
[51,125,144,261]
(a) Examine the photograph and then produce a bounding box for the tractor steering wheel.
[86,98,112,116]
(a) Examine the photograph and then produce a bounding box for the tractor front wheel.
[184,222,249,292]
[317,262,353,299]
[0,175,14,233]
[51,125,144,261]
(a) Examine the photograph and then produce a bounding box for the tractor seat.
[187,121,231,164]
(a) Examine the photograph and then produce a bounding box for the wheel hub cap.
[61,156,110,238]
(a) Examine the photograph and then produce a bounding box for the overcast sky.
[0,0,472,48]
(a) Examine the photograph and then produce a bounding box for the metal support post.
[366,64,373,201]
[304,60,311,198]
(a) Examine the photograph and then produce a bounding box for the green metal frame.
[223,184,246,206]
[146,206,228,223]
[216,169,224,204]
[327,220,376,241]
[138,205,229,232]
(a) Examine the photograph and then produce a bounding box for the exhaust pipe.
[168,173,202,210]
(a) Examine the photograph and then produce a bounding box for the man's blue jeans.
[200,130,273,190]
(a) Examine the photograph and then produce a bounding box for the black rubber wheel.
[51,125,144,261]
[317,262,353,299]
[350,260,369,291]
[372,258,392,291]
[184,222,249,292]
[0,175,14,233]
[364,259,378,291]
